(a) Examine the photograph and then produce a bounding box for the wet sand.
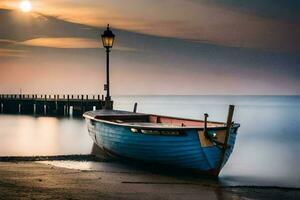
[0,161,299,200]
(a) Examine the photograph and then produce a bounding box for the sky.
[0,0,299,95]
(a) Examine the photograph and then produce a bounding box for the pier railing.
[0,94,109,116]
[0,94,104,100]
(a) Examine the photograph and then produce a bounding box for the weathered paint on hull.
[86,119,238,176]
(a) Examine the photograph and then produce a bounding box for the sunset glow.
[0,1,299,95]
[19,0,32,13]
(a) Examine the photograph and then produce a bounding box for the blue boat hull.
[85,117,238,176]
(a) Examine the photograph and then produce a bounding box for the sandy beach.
[0,161,299,200]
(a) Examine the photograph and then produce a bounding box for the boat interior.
[93,111,225,128]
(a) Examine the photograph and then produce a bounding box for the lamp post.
[101,24,115,110]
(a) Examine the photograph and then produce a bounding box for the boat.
[83,105,240,176]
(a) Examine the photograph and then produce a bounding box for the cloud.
[0,7,299,95]
[18,37,137,51]
[0,39,16,44]
[0,48,27,57]
[1,1,299,52]
[194,0,300,22]
[20,37,99,49]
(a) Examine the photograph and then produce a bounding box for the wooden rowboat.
[83,105,239,176]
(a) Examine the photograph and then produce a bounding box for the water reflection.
[38,160,145,173]
[0,115,92,156]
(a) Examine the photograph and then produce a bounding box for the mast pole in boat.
[133,102,138,113]
[204,113,209,137]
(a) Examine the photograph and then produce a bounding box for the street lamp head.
[101,24,115,49]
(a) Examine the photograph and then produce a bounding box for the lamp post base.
[104,98,113,110]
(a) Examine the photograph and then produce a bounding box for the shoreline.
[1,155,300,200]
[0,161,299,199]
[0,155,299,190]
[0,154,104,162]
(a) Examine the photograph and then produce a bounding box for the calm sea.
[1,95,300,188]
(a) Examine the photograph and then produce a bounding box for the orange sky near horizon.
[0,0,299,95]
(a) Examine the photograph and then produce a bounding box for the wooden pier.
[0,94,110,116]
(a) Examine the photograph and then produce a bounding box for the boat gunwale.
[83,110,240,131]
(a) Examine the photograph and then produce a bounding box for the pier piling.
[0,94,105,116]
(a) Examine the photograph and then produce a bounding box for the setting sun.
[20,0,32,13]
